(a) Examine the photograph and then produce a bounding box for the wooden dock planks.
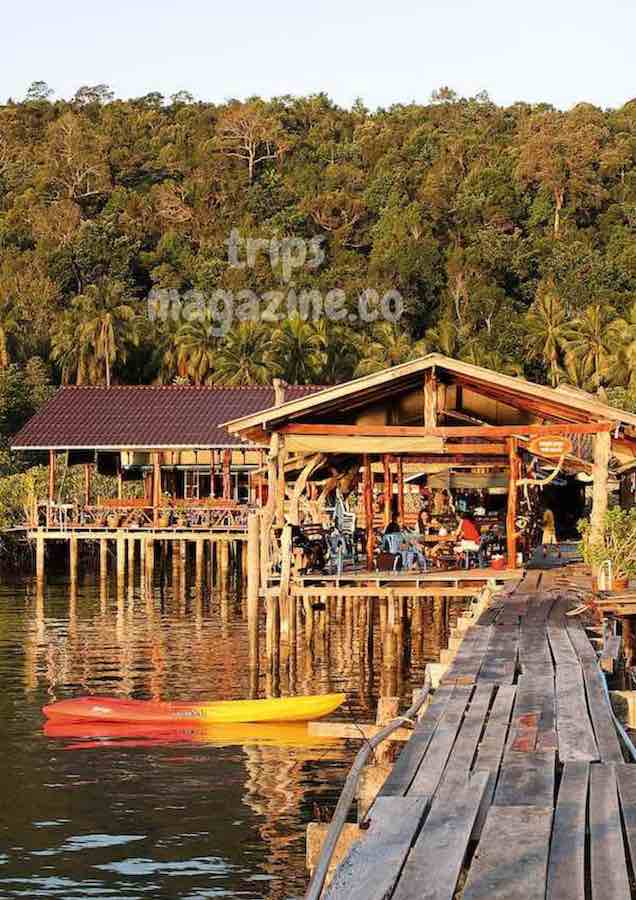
[546,762,589,900]
[322,796,430,900]
[589,764,631,900]
[462,806,553,900]
[494,750,556,807]
[321,576,631,900]
[392,773,489,900]
[554,665,599,762]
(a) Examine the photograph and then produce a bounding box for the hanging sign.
[526,435,573,458]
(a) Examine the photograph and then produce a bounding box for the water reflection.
[1,566,465,899]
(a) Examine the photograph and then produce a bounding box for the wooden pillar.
[116,531,126,586]
[424,367,438,429]
[84,463,92,507]
[69,534,78,584]
[145,537,154,589]
[383,454,392,528]
[506,437,519,568]
[279,523,293,642]
[195,538,204,588]
[590,430,611,551]
[152,451,161,527]
[128,537,136,582]
[99,537,108,582]
[247,513,261,673]
[363,454,375,571]
[397,456,405,524]
[258,449,265,506]
[48,450,55,526]
[275,436,287,525]
[117,457,123,500]
[209,449,216,497]
[222,449,232,500]
[36,532,45,583]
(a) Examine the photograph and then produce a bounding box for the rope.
[305,670,432,900]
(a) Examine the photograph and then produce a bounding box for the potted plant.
[579,507,636,590]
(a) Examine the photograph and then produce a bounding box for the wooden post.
[195,538,204,589]
[222,449,232,500]
[248,513,261,674]
[363,455,375,571]
[424,367,438,429]
[117,457,123,500]
[152,451,162,527]
[48,450,55,527]
[84,463,92,507]
[116,531,126,587]
[69,534,78,584]
[397,456,405,524]
[276,436,287,525]
[590,430,611,552]
[210,449,216,498]
[145,537,154,590]
[128,537,136,583]
[506,437,519,568]
[36,532,45,583]
[99,537,108,582]
[279,524,293,642]
[383,454,392,528]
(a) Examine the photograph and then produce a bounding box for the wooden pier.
[310,571,636,900]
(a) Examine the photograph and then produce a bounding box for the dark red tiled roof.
[11,385,323,449]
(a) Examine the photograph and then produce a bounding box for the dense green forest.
[2,82,636,416]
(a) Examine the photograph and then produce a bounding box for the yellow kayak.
[43,692,347,725]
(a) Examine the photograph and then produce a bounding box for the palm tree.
[51,305,94,384]
[563,303,616,392]
[524,286,568,387]
[54,281,138,385]
[175,312,219,384]
[605,303,636,392]
[271,313,326,384]
[313,320,358,384]
[354,322,426,376]
[212,322,277,385]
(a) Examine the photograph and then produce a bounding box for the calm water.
[0,561,455,899]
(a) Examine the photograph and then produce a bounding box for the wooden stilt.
[144,537,154,591]
[99,537,108,582]
[247,513,261,675]
[69,534,78,584]
[116,531,126,586]
[195,538,204,590]
[590,430,611,554]
[36,532,45,584]
[128,537,136,584]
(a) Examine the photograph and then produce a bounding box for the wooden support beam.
[278,422,612,438]
[397,456,405,524]
[222,449,232,500]
[363,454,375,571]
[48,450,55,526]
[152,450,161,526]
[84,463,92,507]
[210,449,216,497]
[507,437,519,569]
[247,513,260,673]
[424,367,438,429]
[590,430,611,553]
[383,454,392,528]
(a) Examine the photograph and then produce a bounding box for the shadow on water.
[0,559,466,899]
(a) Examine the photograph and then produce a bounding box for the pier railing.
[36,499,252,533]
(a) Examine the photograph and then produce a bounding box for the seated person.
[400,527,428,571]
[454,513,481,565]
[382,515,403,554]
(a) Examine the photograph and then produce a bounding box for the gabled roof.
[225,353,636,436]
[11,384,323,451]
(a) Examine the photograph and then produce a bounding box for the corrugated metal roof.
[11,384,323,450]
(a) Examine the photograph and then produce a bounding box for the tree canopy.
[1,85,636,406]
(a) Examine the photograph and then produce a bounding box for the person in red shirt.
[456,514,480,544]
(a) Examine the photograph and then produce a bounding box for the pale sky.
[3,0,635,110]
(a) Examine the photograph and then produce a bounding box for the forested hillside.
[2,82,636,402]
